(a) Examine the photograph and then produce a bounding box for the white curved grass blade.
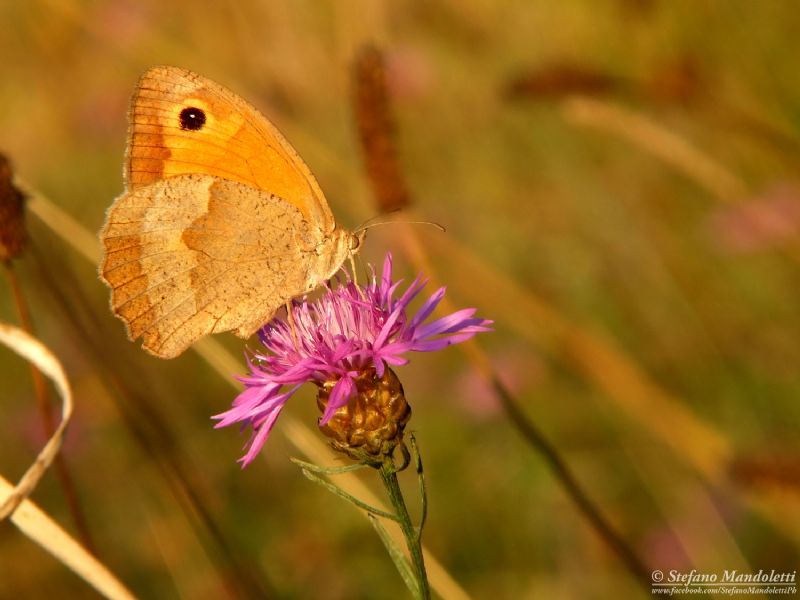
[0,475,136,600]
[0,323,72,520]
[0,323,136,598]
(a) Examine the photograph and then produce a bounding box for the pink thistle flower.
[214,253,492,466]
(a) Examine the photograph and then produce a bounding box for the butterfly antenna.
[354,217,446,234]
[354,209,401,232]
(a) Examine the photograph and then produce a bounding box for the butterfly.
[99,65,363,359]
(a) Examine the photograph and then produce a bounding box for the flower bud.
[317,367,410,463]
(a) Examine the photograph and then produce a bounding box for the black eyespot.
[179,107,206,131]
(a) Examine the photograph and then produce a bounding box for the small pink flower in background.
[214,253,492,466]
[454,347,544,420]
[92,0,152,46]
[8,403,88,457]
[386,47,435,102]
[708,183,800,253]
[639,525,692,572]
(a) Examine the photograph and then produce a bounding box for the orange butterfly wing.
[125,65,334,230]
[100,66,357,359]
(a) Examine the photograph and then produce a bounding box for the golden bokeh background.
[1,1,799,598]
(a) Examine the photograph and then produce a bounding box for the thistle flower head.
[214,253,492,467]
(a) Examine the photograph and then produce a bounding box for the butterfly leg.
[349,254,359,286]
[286,300,300,349]
[348,254,367,300]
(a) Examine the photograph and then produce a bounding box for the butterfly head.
[349,229,367,254]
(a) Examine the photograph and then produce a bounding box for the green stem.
[379,459,430,600]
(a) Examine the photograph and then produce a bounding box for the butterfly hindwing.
[100,174,320,358]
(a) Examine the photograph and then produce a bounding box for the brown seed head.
[351,44,411,214]
[317,366,411,463]
[0,153,27,262]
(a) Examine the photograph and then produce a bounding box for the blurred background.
[1,1,799,598]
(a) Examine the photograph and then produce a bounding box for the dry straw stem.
[396,223,652,585]
[24,187,471,600]
[620,443,751,572]
[562,96,748,202]
[4,261,95,550]
[417,227,731,478]
[0,324,134,599]
[34,249,275,598]
[412,226,798,548]
[395,222,752,572]
[556,99,797,533]
[563,97,800,265]
[4,159,93,548]
[0,475,135,600]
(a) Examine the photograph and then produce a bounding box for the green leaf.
[368,514,421,600]
[294,463,399,522]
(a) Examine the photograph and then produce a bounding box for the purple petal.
[381,253,393,292]
[238,406,284,467]
[414,308,478,339]
[407,286,446,330]
[213,385,296,427]
[372,302,406,349]
[320,376,355,424]
[383,279,406,308]
[394,276,426,313]
[374,357,386,378]
[381,354,410,367]
[436,318,494,335]
[407,335,478,352]
[213,385,276,424]
[241,386,299,421]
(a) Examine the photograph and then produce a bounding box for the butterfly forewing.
[126,65,334,230]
